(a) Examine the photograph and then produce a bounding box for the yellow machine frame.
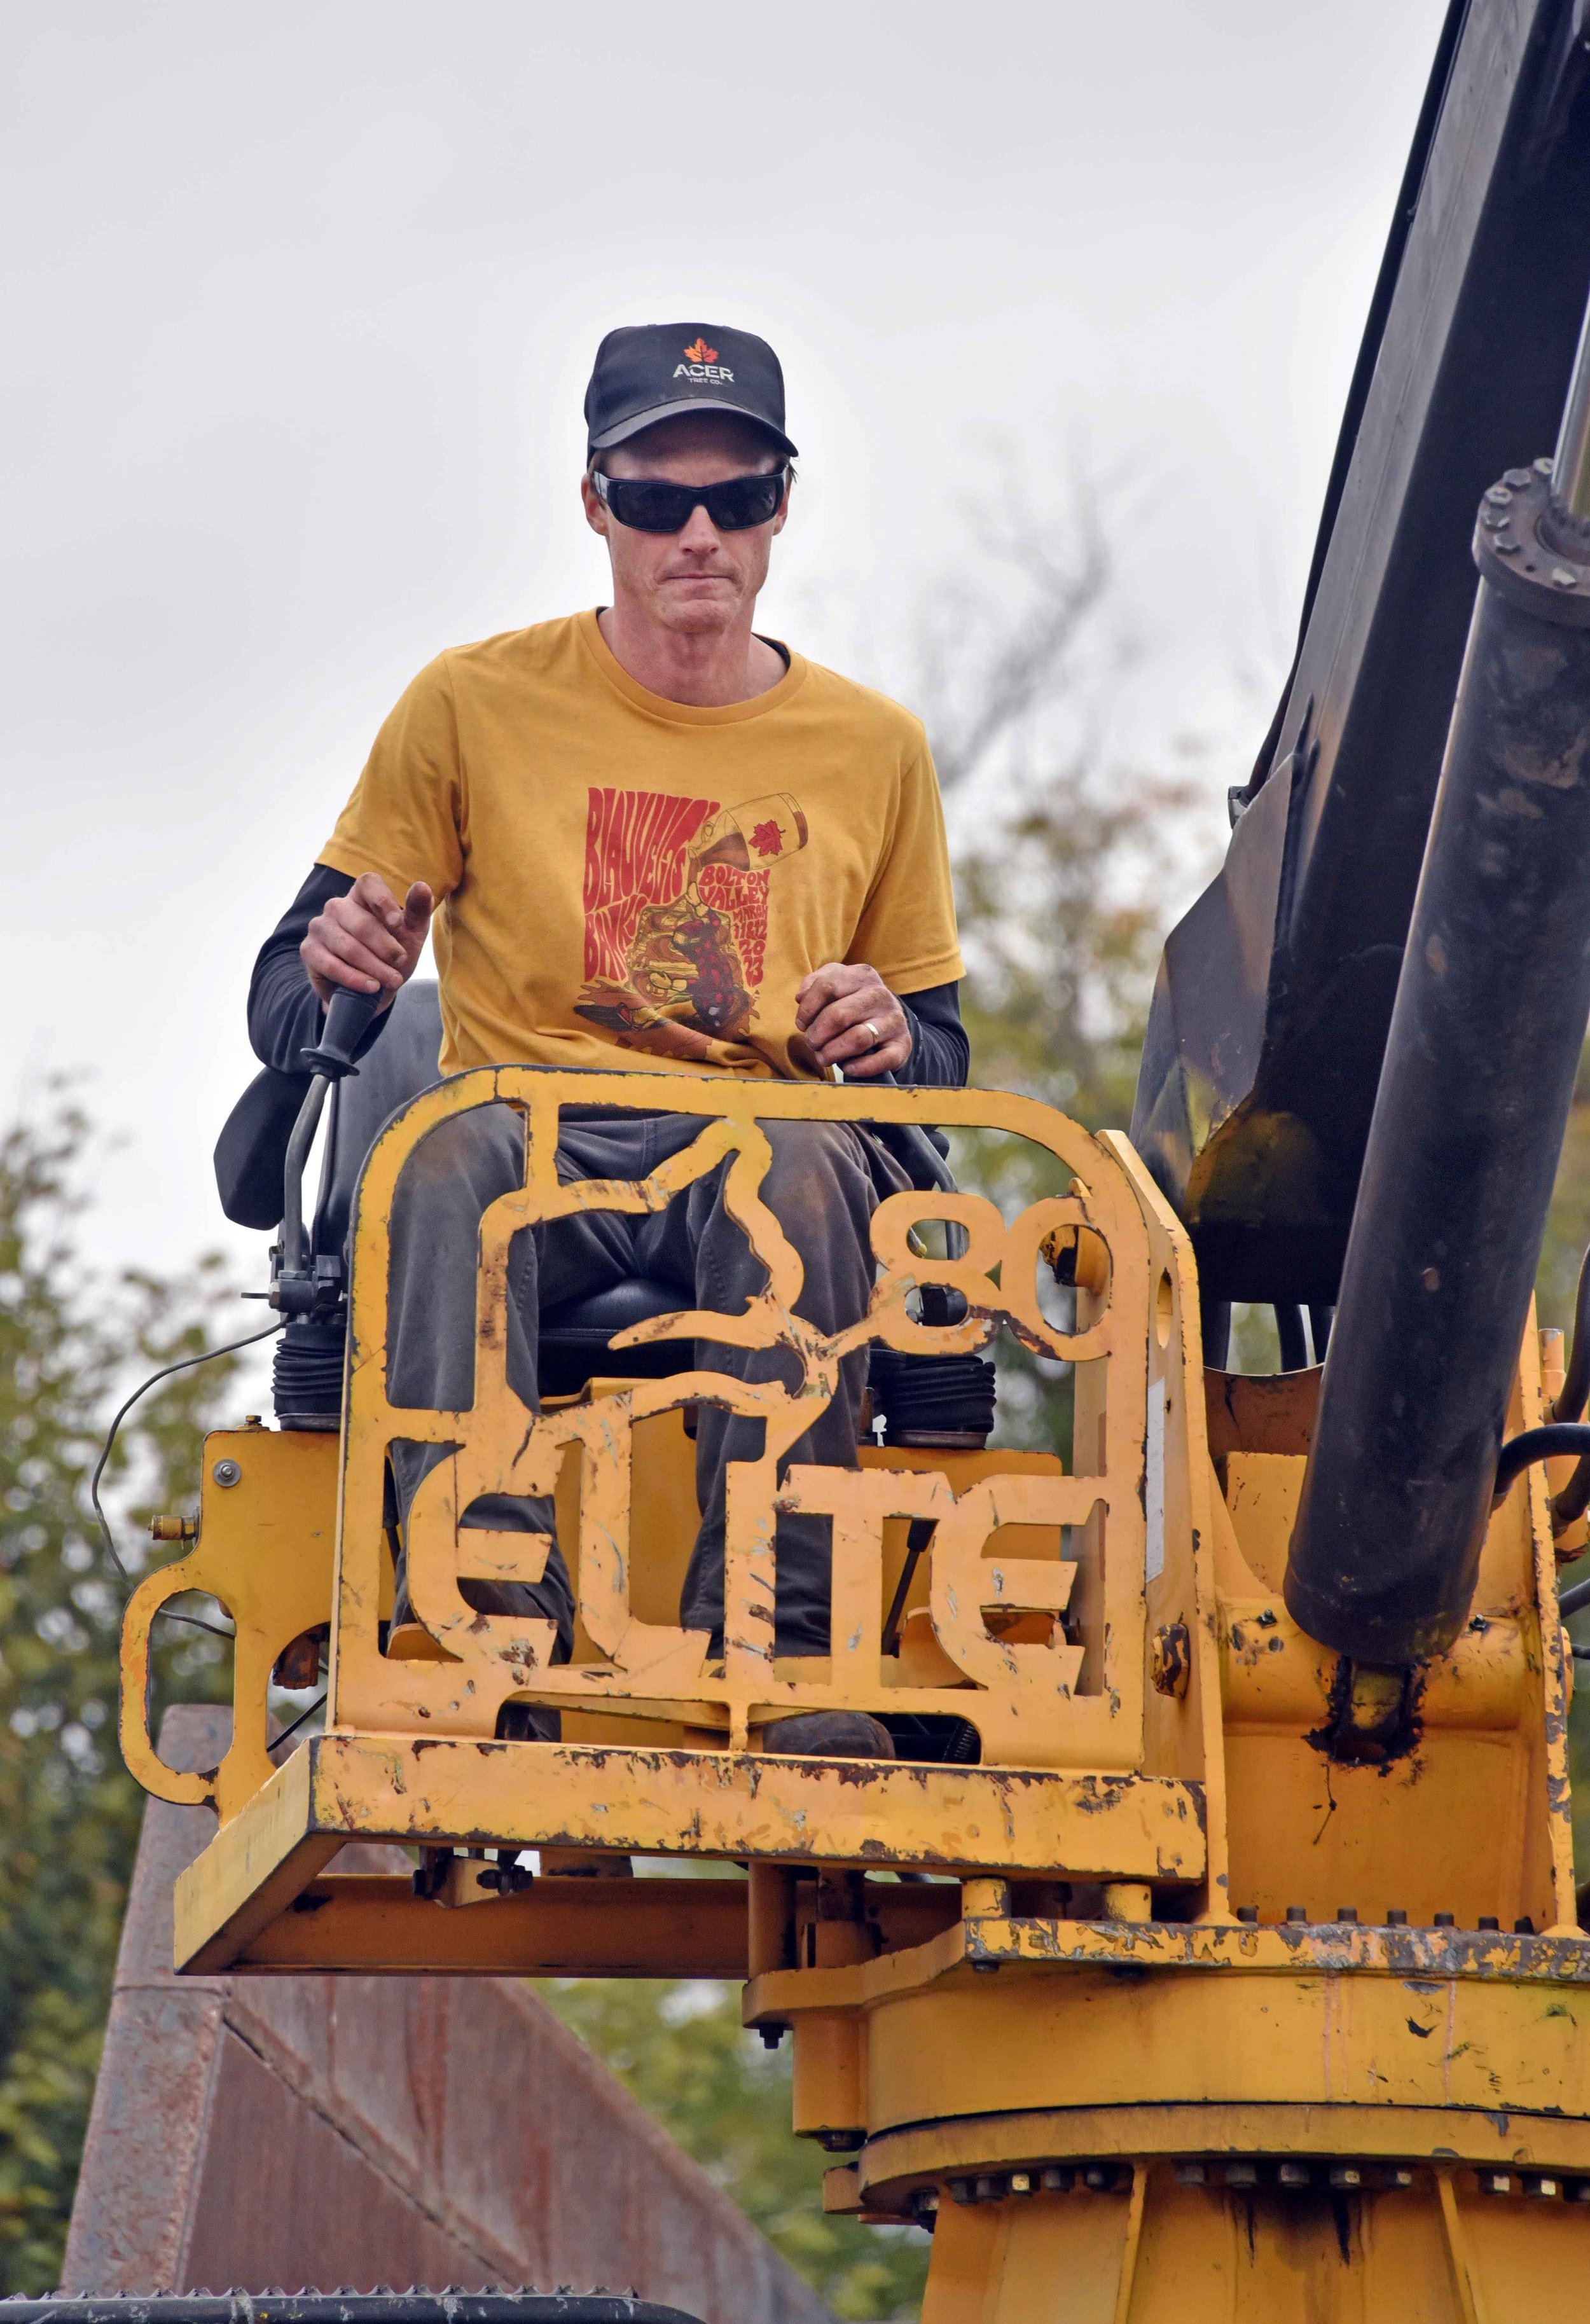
[120,1070,1590,2317]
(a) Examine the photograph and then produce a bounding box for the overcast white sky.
[2,0,1449,1297]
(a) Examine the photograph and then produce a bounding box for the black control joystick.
[271,985,386,1319]
[849,1065,956,1196]
[299,982,385,1079]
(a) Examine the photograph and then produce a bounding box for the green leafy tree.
[542,1979,928,2321]
[0,1099,240,2292]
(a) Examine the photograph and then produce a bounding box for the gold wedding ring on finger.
[862,1020,881,1046]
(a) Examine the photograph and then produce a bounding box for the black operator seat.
[212,978,689,1423]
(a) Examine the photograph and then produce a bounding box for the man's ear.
[581,471,610,537]
[772,473,793,536]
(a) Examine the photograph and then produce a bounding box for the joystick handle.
[299,983,384,1079]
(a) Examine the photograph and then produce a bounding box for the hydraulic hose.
[1491,1423,1590,1504]
[1552,1245,1590,1421]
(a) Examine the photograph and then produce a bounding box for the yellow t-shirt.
[320,609,964,1081]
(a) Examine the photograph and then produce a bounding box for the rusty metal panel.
[181,2028,494,2294]
[66,1711,834,2324]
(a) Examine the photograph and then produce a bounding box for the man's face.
[581,413,789,638]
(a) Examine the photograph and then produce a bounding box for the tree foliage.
[912,491,1217,1452]
[0,1101,240,2292]
[918,499,1210,1140]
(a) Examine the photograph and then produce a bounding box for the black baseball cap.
[584,322,798,460]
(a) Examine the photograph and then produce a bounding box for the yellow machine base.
[902,2155,1587,2323]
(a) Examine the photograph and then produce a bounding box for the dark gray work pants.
[385,1106,907,1657]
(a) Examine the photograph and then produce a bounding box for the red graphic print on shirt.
[576,787,807,1060]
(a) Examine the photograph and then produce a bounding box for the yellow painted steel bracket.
[120,1425,342,1822]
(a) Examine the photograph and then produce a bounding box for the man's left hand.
[795,962,912,1079]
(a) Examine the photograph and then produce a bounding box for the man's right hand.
[302,871,434,1007]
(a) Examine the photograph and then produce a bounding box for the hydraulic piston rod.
[1553,293,1590,522]
[1286,292,1590,1668]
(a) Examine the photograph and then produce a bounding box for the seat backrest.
[212,981,443,1235]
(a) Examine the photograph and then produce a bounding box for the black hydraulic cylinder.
[1130,0,1590,1305]
[1285,461,1590,1665]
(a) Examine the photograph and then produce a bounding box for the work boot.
[759,1710,895,1759]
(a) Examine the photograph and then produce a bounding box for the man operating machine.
[245,321,967,1757]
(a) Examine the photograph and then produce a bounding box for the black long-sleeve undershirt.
[249,864,971,1088]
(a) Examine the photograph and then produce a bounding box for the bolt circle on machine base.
[894,2149,1590,2321]
[851,2103,1590,2218]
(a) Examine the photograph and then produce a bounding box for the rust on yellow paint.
[171,1731,1208,1973]
[120,1426,348,1822]
[763,1940,1590,2130]
[320,1070,1158,1768]
[118,1069,1590,2313]
[916,2155,1587,2321]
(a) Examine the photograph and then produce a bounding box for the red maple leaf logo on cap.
[682,338,717,363]
[750,819,784,858]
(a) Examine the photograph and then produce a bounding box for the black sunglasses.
[591,466,789,534]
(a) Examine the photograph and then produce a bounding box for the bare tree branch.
[911,469,1110,794]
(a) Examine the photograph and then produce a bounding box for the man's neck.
[597,602,785,707]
